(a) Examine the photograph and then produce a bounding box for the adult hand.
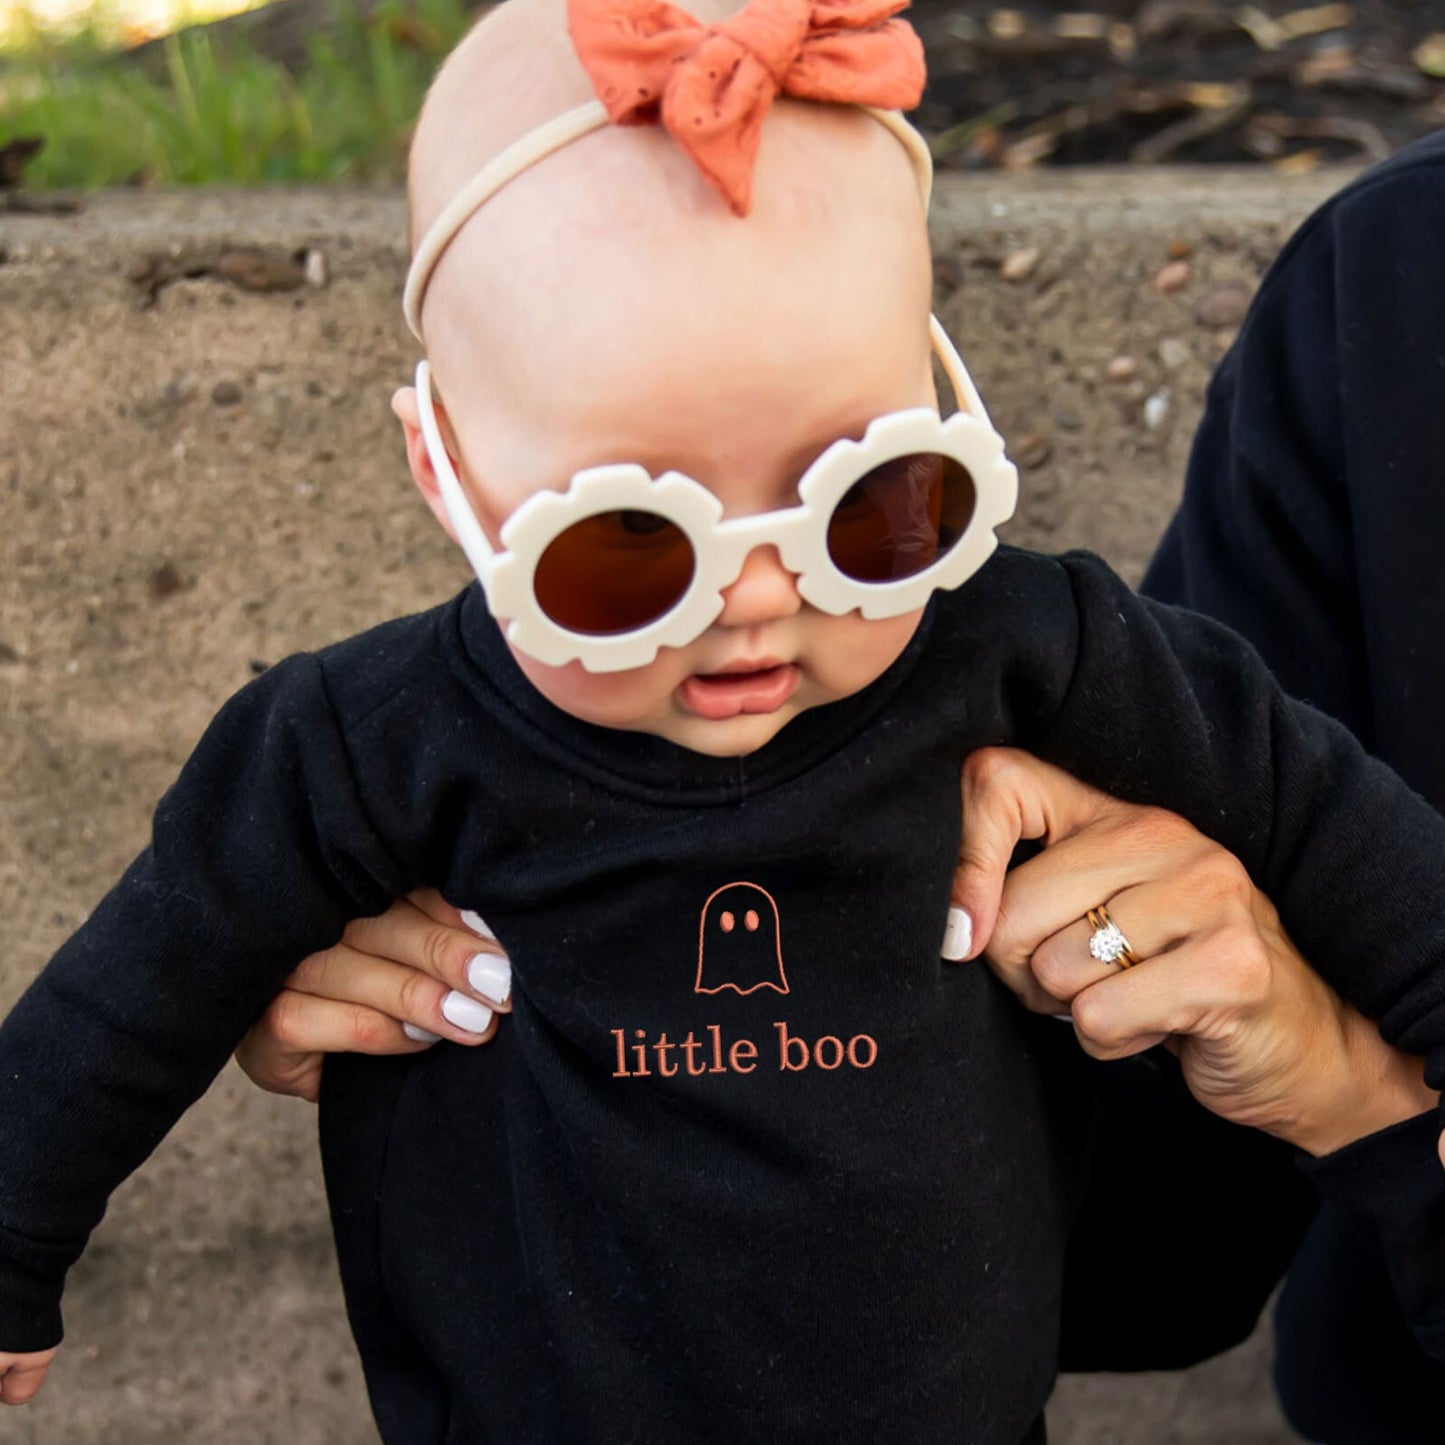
[946,748,1441,1162]
[233,889,511,1102]
[0,1345,57,1405]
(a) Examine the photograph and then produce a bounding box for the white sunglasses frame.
[415,313,1018,673]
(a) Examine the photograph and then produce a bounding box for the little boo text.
[611,1023,878,1078]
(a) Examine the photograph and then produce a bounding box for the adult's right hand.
[948,748,1441,1162]
[234,889,511,1102]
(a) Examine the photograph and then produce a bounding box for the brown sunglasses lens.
[534,509,696,635]
[825,452,976,584]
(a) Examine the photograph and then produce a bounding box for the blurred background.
[2,0,1443,189]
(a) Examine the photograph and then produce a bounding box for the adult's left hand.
[946,747,1441,1162]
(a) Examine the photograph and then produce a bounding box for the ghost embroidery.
[694,882,789,996]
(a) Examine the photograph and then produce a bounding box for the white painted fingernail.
[459,909,497,942]
[941,906,973,961]
[402,1022,441,1044]
[467,952,511,1005]
[441,991,493,1034]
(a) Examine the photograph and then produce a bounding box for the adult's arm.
[950,747,1445,1364]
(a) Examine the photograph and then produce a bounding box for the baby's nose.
[716,544,803,628]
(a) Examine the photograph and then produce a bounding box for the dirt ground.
[0,169,1350,1442]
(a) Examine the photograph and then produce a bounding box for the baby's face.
[399,81,937,756]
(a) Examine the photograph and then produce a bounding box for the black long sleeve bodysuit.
[4,547,1445,1444]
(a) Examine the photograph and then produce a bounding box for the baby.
[3,0,1445,1440]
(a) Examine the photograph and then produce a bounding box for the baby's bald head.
[404,0,933,437]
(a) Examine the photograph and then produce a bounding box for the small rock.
[215,247,306,293]
[1015,432,1053,470]
[1143,388,1172,431]
[988,9,1027,40]
[1106,354,1139,382]
[303,248,330,289]
[1054,410,1083,433]
[211,379,244,406]
[0,639,20,664]
[1158,337,1190,370]
[1154,259,1192,295]
[1194,279,1252,330]
[932,254,964,295]
[147,561,186,600]
[1167,238,1195,261]
[1412,33,1445,79]
[1000,246,1040,283]
[249,659,271,676]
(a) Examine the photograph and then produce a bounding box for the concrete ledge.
[0,171,1347,1443]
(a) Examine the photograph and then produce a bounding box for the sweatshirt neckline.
[445,584,935,805]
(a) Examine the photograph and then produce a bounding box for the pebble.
[1167,238,1195,261]
[147,561,185,600]
[211,379,244,406]
[1054,410,1084,433]
[303,248,330,289]
[216,247,306,293]
[1158,337,1191,370]
[1194,279,1253,330]
[1015,431,1053,469]
[989,9,1027,40]
[1106,354,1138,381]
[0,640,19,664]
[1154,259,1192,294]
[1143,388,1172,431]
[1000,246,1041,283]
[932,254,964,294]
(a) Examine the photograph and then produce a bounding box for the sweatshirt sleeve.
[1302,1112,1445,1361]
[1143,142,1445,810]
[1034,552,1445,1094]
[0,653,411,1352]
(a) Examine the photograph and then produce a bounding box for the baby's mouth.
[677,661,800,721]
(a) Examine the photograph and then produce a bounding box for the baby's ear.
[392,384,460,543]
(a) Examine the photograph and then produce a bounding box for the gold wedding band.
[1086,905,1142,969]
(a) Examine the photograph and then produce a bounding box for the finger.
[951,749,1115,961]
[0,1354,54,1405]
[288,944,499,1046]
[406,888,504,951]
[1026,881,1196,1009]
[1068,926,1273,1061]
[260,988,455,1058]
[341,897,511,1011]
[985,807,1213,988]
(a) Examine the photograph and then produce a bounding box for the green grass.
[0,0,472,186]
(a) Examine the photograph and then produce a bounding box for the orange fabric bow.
[567,0,926,216]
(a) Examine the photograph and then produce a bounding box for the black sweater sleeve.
[1144,134,1445,807]
[0,654,411,1352]
[1038,552,1445,1090]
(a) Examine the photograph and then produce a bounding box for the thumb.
[949,749,1047,960]
[949,748,1116,961]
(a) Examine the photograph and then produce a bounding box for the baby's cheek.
[509,646,677,730]
[808,610,923,694]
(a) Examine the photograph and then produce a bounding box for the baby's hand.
[0,1345,58,1404]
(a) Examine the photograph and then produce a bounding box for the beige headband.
[402,98,934,343]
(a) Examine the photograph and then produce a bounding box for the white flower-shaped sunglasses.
[415,313,1017,673]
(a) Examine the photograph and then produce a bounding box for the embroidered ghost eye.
[744,909,759,931]
[720,911,735,932]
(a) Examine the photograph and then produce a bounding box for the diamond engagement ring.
[1086,905,1142,969]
